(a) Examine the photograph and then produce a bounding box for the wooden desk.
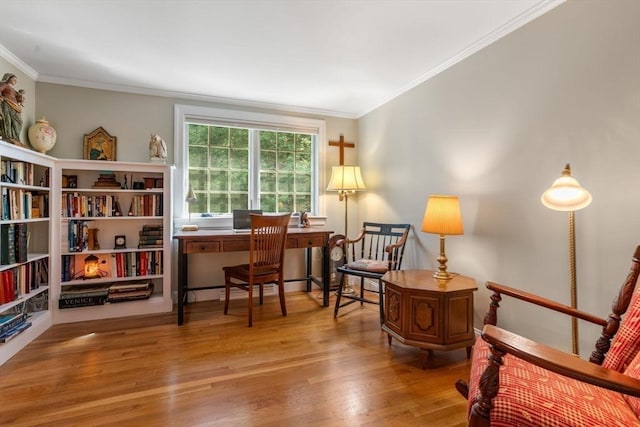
[173,227,333,325]
[381,270,477,368]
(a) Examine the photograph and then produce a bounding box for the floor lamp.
[541,163,592,355]
[326,165,366,293]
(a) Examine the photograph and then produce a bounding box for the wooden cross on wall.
[328,134,354,166]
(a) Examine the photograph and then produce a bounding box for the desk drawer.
[185,241,221,253]
[289,236,326,248]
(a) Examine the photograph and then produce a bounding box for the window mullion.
[249,130,261,209]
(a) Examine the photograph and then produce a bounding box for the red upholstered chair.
[457,245,640,426]
[223,213,290,327]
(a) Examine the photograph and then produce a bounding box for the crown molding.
[36,74,359,120]
[0,44,38,80]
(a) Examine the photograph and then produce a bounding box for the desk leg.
[305,247,312,292]
[178,241,187,326]
[322,244,330,307]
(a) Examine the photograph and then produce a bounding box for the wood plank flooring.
[0,291,472,426]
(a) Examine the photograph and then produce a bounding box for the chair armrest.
[342,228,366,246]
[481,324,640,397]
[384,230,409,254]
[486,281,607,327]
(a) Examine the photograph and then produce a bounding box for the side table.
[381,269,477,369]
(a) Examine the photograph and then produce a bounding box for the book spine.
[58,295,107,309]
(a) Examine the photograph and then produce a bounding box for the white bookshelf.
[0,141,54,365]
[52,159,173,323]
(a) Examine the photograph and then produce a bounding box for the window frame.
[173,104,327,228]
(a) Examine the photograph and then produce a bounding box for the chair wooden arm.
[481,324,640,397]
[485,281,607,327]
[384,230,409,254]
[342,228,366,246]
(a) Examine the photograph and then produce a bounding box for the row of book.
[1,223,28,265]
[58,279,153,309]
[0,308,31,344]
[0,159,37,186]
[62,193,123,218]
[61,250,163,282]
[61,193,162,218]
[0,259,48,305]
[138,224,163,249]
[1,188,49,220]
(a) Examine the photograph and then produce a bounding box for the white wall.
[357,0,640,356]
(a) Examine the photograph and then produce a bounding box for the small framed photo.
[83,127,117,161]
[67,175,77,188]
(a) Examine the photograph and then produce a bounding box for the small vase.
[28,117,57,154]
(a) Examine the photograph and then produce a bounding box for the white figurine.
[149,133,167,163]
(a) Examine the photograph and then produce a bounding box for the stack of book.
[138,224,163,249]
[91,172,122,189]
[0,307,31,343]
[58,283,111,309]
[107,280,153,303]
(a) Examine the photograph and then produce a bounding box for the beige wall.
[357,0,640,355]
[34,83,358,295]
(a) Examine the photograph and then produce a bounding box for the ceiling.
[1,0,563,118]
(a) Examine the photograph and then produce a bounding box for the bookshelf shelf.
[52,159,172,323]
[0,140,54,365]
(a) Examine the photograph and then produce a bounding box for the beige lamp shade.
[422,195,464,235]
[541,164,591,212]
[326,165,366,192]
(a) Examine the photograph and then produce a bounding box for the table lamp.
[182,183,198,232]
[541,163,592,355]
[421,195,464,282]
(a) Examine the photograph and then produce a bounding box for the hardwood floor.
[0,291,472,426]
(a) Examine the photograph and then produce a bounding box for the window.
[174,105,326,223]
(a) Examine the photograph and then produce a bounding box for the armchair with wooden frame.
[457,245,640,426]
[333,222,411,324]
[223,213,291,327]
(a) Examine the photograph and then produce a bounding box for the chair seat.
[345,258,389,274]
[468,339,640,426]
[223,264,280,281]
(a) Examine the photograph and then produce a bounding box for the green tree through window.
[187,124,314,214]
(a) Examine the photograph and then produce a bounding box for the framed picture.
[83,127,117,161]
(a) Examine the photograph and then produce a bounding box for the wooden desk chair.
[223,213,291,327]
[333,222,411,324]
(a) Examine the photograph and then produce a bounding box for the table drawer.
[185,241,221,253]
[289,236,325,248]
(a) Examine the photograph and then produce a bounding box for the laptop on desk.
[232,209,262,233]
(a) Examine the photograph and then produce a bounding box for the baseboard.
[180,281,308,304]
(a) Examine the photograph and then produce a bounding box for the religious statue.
[0,73,25,145]
[149,133,167,163]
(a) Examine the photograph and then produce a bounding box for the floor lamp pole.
[343,192,349,238]
[568,210,579,355]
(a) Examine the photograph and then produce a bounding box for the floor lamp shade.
[422,195,464,282]
[326,165,366,238]
[541,164,592,211]
[326,165,366,194]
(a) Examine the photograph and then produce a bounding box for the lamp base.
[432,270,453,281]
[182,224,199,232]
